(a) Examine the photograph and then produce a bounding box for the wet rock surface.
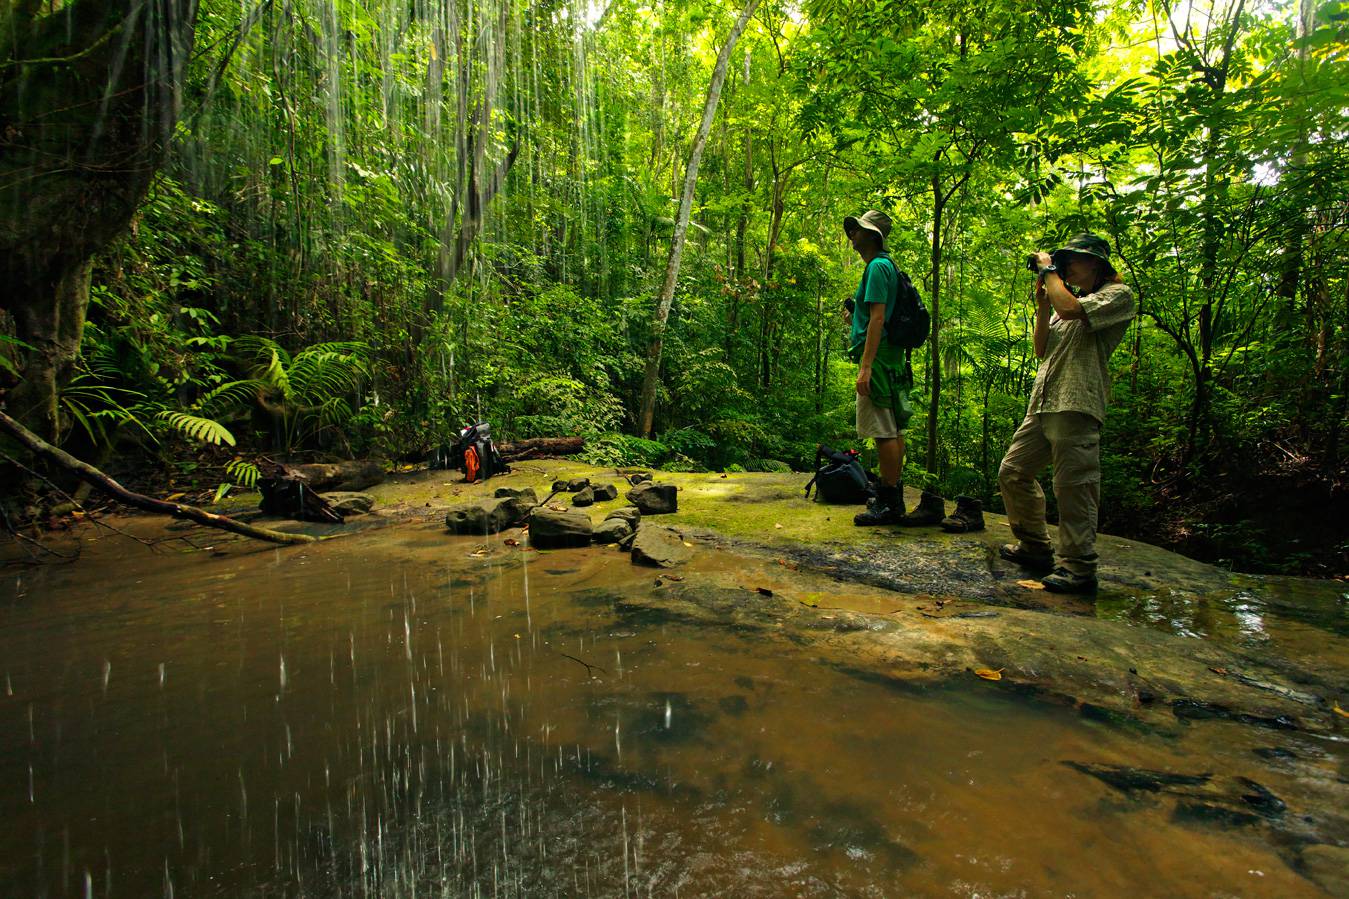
[630,525,692,567]
[529,508,593,548]
[320,492,375,516]
[444,495,531,535]
[593,517,634,544]
[627,482,678,514]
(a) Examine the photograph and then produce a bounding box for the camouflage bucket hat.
[844,210,891,250]
[1053,232,1115,272]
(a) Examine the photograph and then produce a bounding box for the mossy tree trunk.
[0,0,197,440]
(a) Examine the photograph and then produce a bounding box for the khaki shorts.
[856,392,899,439]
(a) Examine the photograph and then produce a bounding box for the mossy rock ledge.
[360,461,1348,747]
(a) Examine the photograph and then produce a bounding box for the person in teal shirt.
[844,210,914,525]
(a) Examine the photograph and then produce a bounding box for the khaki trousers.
[998,411,1102,575]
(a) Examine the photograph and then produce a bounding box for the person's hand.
[856,365,872,397]
[1031,251,1052,270]
[1035,281,1050,308]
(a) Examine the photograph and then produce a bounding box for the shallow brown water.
[0,524,1339,897]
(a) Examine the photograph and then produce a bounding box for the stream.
[2,521,1344,897]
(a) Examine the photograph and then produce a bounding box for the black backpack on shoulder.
[804,444,872,504]
[859,253,931,352]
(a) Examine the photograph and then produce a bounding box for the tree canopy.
[1,0,1346,573]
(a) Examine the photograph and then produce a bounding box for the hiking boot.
[940,496,985,533]
[1041,567,1098,594]
[999,542,1055,572]
[898,488,945,526]
[854,483,903,526]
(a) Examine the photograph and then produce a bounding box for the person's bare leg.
[876,436,902,487]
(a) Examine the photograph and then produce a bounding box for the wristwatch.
[1038,264,1058,278]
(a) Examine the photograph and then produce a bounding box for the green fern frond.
[158,411,236,446]
[197,379,265,417]
[225,459,260,488]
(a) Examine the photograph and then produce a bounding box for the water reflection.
[0,526,1337,896]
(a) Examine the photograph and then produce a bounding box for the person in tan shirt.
[998,233,1135,593]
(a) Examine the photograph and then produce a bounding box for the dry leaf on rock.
[1334,703,1349,719]
[1016,579,1045,590]
[973,668,1004,681]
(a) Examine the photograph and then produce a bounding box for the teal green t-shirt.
[849,254,897,356]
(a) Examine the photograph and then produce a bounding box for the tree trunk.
[925,172,946,473]
[0,0,198,441]
[1275,0,1316,308]
[637,0,762,437]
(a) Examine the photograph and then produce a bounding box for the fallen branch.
[497,436,585,462]
[0,410,315,546]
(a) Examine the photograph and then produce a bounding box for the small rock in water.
[629,525,691,567]
[529,508,593,548]
[593,517,634,545]
[1062,761,1211,793]
[1172,801,1262,828]
[592,483,619,502]
[445,495,531,535]
[1236,777,1286,815]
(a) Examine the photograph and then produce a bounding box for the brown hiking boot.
[1041,567,1098,594]
[898,488,944,526]
[940,496,985,532]
[854,483,904,526]
[999,542,1055,572]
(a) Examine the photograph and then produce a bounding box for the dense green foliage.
[37,0,1349,572]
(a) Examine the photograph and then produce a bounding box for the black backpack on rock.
[431,421,509,483]
[804,444,872,504]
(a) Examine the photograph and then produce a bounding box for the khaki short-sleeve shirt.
[1027,281,1135,422]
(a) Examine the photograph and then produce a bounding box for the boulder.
[494,487,538,505]
[626,482,678,515]
[566,477,591,492]
[528,508,593,548]
[551,480,570,493]
[445,496,531,535]
[592,483,619,502]
[627,472,652,485]
[572,486,595,507]
[321,492,375,516]
[593,517,635,545]
[604,506,641,527]
[629,524,691,567]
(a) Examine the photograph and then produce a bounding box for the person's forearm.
[1040,272,1085,319]
[860,306,885,367]
[1034,303,1052,359]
